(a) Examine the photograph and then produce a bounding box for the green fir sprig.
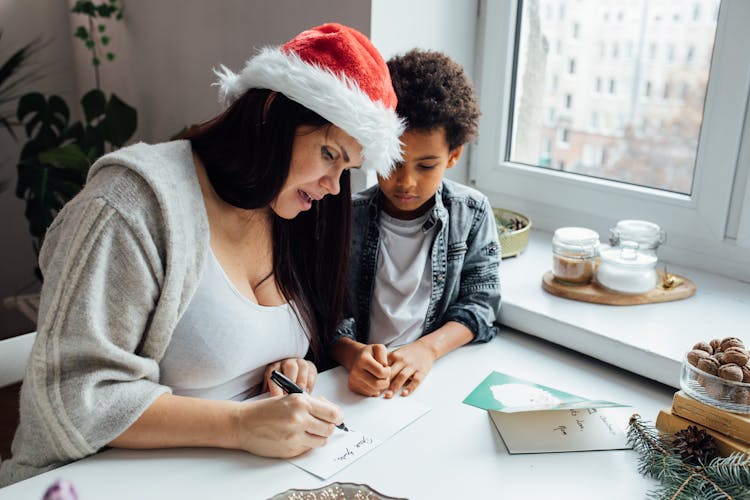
[627,414,750,499]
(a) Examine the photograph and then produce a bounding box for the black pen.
[270,370,349,432]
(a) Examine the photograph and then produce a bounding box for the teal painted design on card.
[462,371,626,412]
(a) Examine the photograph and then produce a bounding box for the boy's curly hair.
[387,49,480,151]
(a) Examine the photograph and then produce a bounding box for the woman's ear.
[447,145,464,168]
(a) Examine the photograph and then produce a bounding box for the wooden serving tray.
[541,270,696,305]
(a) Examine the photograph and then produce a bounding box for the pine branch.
[627,414,750,500]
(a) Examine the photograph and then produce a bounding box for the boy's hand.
[384,342,436,398]
[348,344,391,397]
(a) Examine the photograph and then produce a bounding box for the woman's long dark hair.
[183,89,351,366]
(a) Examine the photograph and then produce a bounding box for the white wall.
[370,0,480,185]
[0,0,79,337]
[114,1,372,143]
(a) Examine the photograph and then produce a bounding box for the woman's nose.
[320,173,341,196]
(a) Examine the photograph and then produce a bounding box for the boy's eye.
[321,146,335,161]
[418,164,437,170]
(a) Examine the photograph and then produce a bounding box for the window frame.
[471,0,750,280]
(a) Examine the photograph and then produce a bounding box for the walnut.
[697,357,720,376]
[687,349,710,366]
[718,363,744,382]
[722,347,749,367]
[720,337,745,351]
[692,341,713,355]
[688,338,749,407]
[715,351,725,365]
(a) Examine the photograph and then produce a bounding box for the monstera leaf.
[15,90,136,254]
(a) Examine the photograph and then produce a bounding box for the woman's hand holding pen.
[233,394,343,458]
[347,343,391,397]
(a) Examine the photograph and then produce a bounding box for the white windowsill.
[499,229,750,388]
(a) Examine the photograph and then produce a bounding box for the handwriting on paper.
[490,407,632,454]
[289,429,381,479]
[333,435,374,462]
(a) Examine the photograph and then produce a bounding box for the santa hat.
[214,23,404,175]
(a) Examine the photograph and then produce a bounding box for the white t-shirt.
[160,249,309,401]
[369,211,435,347]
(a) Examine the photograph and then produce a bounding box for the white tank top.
[369,211,434,347]
[159,249,309,401]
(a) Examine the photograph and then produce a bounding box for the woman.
[0,23,403,485]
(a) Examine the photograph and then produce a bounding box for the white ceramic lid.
[599,244,657,267]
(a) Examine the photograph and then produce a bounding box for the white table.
[0,329,675,500]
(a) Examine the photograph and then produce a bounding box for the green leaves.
[80,89,137,149]
[0,33,43,141]
[72,0,124,89]
[627,415,750,499]
[17,93,70,146]
[99,93,136,147]
[74,26,88,41]
[15,90,137,253]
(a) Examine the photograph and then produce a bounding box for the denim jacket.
[334,179,501,345]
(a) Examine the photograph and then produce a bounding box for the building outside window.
[473,0,750,280]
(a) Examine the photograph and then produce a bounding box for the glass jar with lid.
[596,242,658,294]
[552,227,600,285]
[609,219,666,257]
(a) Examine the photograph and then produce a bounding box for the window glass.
[509,0,720,194]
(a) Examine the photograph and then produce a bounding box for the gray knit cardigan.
[0,141,209,486]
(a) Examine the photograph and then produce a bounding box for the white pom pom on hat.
[214,23,404,176]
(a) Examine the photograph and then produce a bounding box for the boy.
[331,49,501,398]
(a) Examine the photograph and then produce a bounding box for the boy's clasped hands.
[345,339,436,398]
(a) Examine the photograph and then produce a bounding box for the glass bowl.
[680,353,750,414]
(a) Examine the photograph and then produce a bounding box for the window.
[558,128,570,146]
[472,0,750,280]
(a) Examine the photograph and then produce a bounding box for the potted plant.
[0,31,42,192]
[15,0,136,264]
